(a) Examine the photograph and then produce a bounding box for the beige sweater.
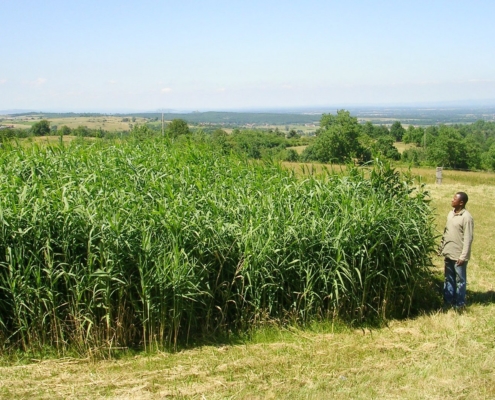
[441,208,474,261]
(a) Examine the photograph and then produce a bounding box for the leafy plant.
[0,138,437,354]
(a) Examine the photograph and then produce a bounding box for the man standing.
[440,192,474,310]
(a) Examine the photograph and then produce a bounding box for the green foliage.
[0,140,436,353]
[284,148,299,162]
[481,144,495,171]
[403,125,425,145]
[59,126,72,136]
[425,126,470,169]
[362,122,390,139]
[401,147,426,166]
[374,136,401,160]
[226,130,286,159]
[31,119,51,136]
[401,121,495,171]
[390,121,406,142]
[302,110,369,163]
[167,119,190,137]
[0,128,17,142]
[130,124,154,140]
[72,125,92,137]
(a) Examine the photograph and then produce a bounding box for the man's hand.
[456,259,465,266]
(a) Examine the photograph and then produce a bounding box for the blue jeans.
[444,258,467,307]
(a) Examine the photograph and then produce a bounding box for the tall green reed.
[0,138,436,354]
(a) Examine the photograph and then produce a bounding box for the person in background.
[440,192,474,311]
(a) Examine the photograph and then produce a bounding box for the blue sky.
[1,0,495,112]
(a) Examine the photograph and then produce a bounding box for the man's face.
[451,194,463,209]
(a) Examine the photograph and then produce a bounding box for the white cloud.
[108,80,118,84]
[34,78,47,86]
[23,78,47,87]
[465,78,494,84]
[161,87,172,93]
[0,79,6,85]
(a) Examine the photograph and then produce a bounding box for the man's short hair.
[456,191,468,205]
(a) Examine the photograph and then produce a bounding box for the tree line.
[401,120,495,170]
[3,113,495,171]
[293,110,495,171]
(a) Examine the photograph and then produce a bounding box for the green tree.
[287,129,299,139]
[130,124,153,140]
[211,129,231,153]
[481,144,495,171]
[167,119,190,137]
[374,136,401,160]
[0,127,15,142]
[302,110,367,163]
[31,119,51,136]
[362,122,389,139]
[73,126,91,137]
[463,136,482,170]
[284,148,299,162]
[403,126,425,145]
[59,125,72,136]
[426,126,467,169]
[390,121,405,142]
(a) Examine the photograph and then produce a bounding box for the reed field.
[0,138,437,353]
[1,138,494,398]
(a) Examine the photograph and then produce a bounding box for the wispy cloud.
[0,79,6,85]
[216,88,226,92]
[161,87,172,93]
[23,78,47,87]
[108,80,118,84]
[465,78,495,84]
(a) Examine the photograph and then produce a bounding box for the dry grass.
[28,135,96,144]
[286,145,307,154]
[394,141,416,154]
[2,308,494,399]
[2,116,150,131]
[1,169,495,399]
[47,116,149,131]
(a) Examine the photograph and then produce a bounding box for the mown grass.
[1,292,494,398]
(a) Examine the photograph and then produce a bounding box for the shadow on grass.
[406,273,444,318]
[408,271,495,319]
[467,289,495,305]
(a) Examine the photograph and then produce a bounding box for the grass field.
[0,116,151,131]
[394,141,416,154]
[0,162,494,399]
[1,116,318,136]
[288,141,416,156]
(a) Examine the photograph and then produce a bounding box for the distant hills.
[0,109,37,115]
[2,106,495,126]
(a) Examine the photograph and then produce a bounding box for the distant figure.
[440,192,474,311]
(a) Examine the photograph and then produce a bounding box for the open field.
[0,116,151,131]
[0,162,494,398]
[394,141,416,154]
[288,141,417,156]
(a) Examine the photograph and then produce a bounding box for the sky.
[1,0,495,112]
